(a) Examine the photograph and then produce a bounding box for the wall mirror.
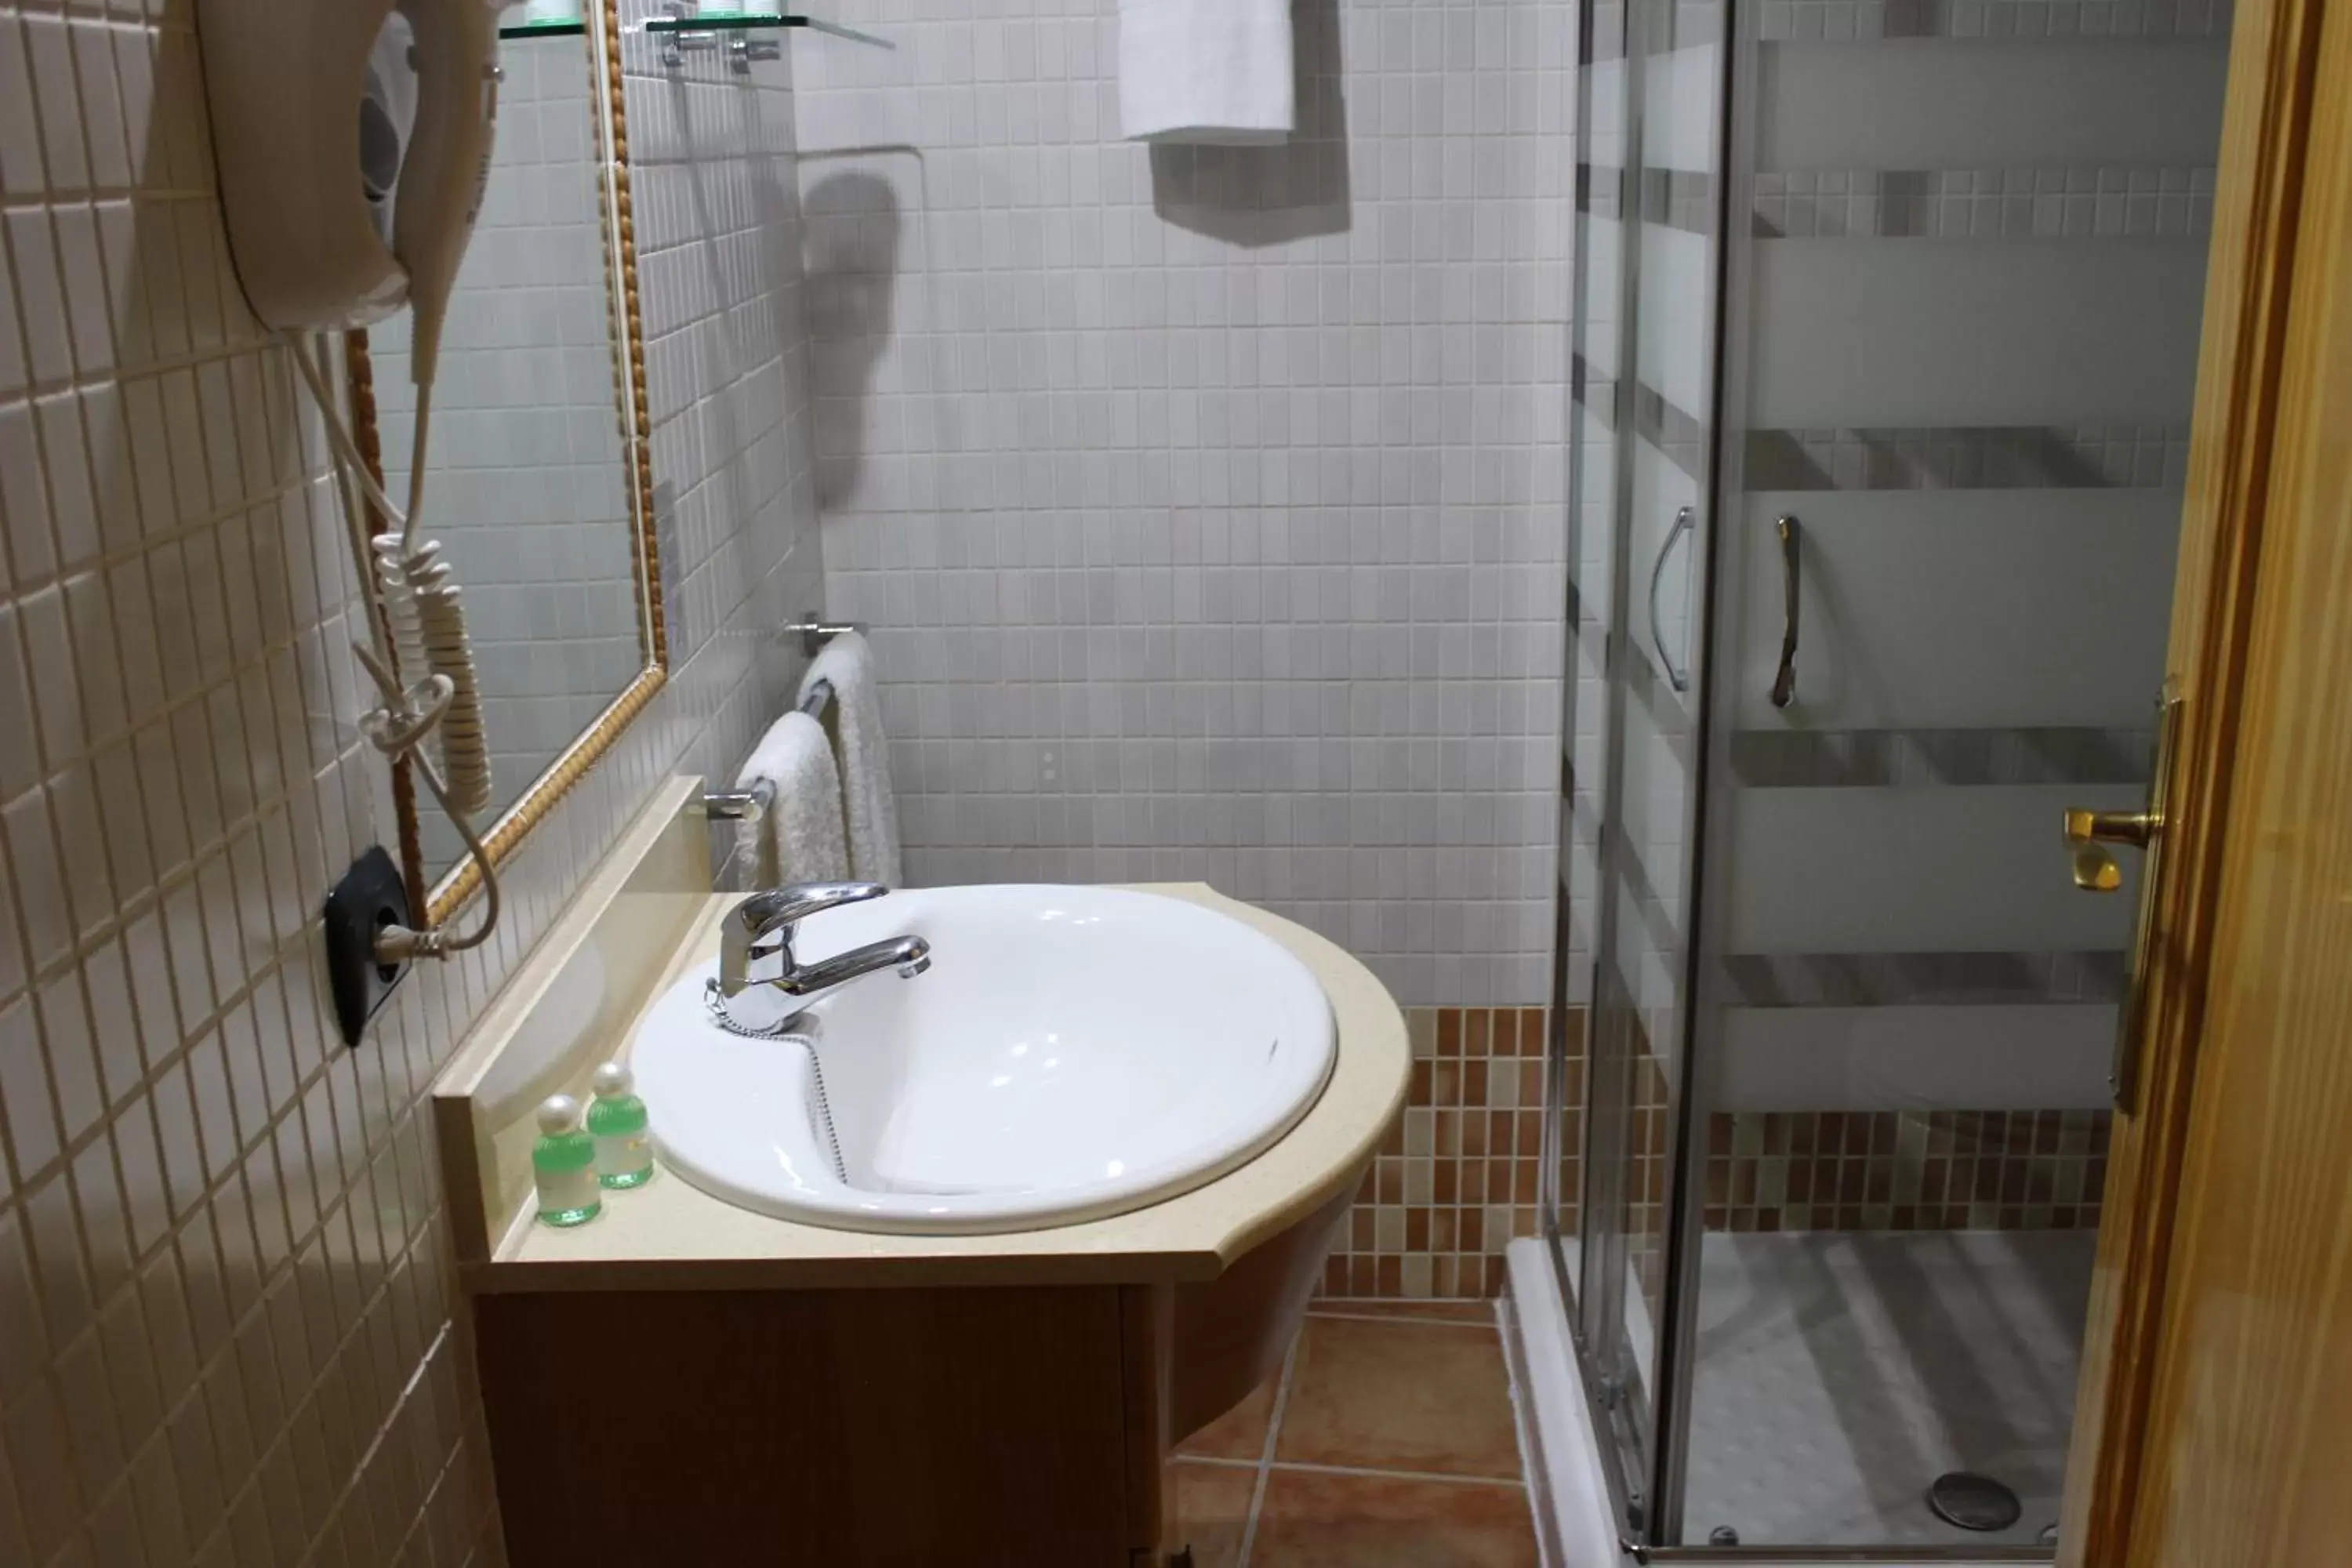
[351,0,664,925]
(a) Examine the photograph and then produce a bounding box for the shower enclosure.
[1543,0,2231,1552]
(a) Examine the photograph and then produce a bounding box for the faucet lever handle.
[739,880,891,931]
[715,881,920,1006]
[722,884,892,984]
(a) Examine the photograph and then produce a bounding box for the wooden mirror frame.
[348,0,666,929]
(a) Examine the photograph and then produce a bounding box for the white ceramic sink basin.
[628,885,1337,1233]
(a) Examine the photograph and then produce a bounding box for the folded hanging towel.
[798,630,903,887]
[732,710,849,887]
[1119,0,1295,145]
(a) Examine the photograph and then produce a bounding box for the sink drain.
[1927,1472,2023,1532]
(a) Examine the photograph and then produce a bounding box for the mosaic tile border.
[1583,165,2212,245]
[1712,948,2129,1007]
[1757,0,2231,40]
[1729,725,2155,789]
[1745,423,2193,491]
[1592,1009,1677,1317]
[1573,356,1711,482]
[1754,167,2216,241]
[1584,0,1729,61]
[1325,1008,2111,1301]
[1591,0,2230,60]
[1704,1109,2113,1231]
[1321,1007,1561,1301]
[1580,165,1720,235]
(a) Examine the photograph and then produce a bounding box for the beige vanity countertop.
[466,883,1409,1294]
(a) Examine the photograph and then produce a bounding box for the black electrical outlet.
[324,846,411,1047]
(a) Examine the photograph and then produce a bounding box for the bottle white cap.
[537,1094,580,1134]
[592,1062,633,1098]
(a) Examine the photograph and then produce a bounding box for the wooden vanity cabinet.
[471,1184,1352,1568]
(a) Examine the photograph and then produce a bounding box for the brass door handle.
[2063,687,2182,1112]
[2063,808,2159,891]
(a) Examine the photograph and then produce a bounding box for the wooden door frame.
[2056,0,2330,1561]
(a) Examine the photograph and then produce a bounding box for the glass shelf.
[640,10,892,48]
[497,9,892,48]
[499,17,589,38]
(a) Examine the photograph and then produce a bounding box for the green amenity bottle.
[588,1062,655,1189]
[532,1095,602,1227]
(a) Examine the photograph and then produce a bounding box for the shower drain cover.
[1927,1472,2024,1532]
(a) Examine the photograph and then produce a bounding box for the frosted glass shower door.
[1551,0,1727,1537]
[1664,3,2234,1550]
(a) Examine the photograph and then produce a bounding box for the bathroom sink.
[627,885,1338,1233]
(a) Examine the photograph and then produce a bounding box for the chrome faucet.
[716,882,931,1009]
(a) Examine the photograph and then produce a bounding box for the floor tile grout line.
[1172,1452,1531,1490]
[1303,1308,1500,1328]
[1261,1458,1531,1489]
[1235,1333,1301,1568]
[1184,1312,1530,1561]
[1308,1299,1504,1312]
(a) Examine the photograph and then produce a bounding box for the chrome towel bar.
[704,776,775,822]
[779,612,869,659]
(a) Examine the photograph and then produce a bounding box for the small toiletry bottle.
[587,1062,655,1189]
[532,1096,602,1226]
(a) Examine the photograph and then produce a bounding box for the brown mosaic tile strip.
[1756,0,2232,41]
[1729,725,2154,790]
[1745,423,2191,492]
[1316,1006,2111,1302]
[1702,1108,2113,1233]
[1319,1007,1561,1301]
[1573,1004,1678,1316]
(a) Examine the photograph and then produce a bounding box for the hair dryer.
[197,0,510,953]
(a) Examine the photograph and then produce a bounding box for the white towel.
[1119,0,1294,145]
[798,631,903,887]
[731,711,849,887]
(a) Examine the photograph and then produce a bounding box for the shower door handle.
[1647,506,1695,692]
[2063,685,2183,1112]
[1769,514,1799,708]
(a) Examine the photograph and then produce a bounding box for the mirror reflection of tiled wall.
[368,38,646,878]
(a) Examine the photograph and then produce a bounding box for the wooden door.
[2061,0,2352,1561]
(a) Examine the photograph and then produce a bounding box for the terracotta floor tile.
[1176,1373,1279,1461]
[1168,1461,1257,1568]
[1250,1469,1539,1567]
[1309,1299,1498,1324]
[1274,1317,1523,1479]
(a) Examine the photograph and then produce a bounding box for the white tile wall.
[796,0,1577,1007]
[0,5,821,1565]
[368,38,648,880]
